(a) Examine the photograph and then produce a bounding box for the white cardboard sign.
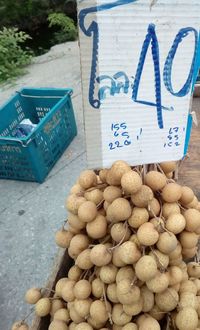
[78,0,200,168]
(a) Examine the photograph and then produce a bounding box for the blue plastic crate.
[0,87,77,183]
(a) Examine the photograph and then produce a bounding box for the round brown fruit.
[145,171,167,191]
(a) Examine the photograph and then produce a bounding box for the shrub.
[0,27,32,83]
[48,12,77,44]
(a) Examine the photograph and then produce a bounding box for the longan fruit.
[107,283,119,303]
[75,249,93,270]
[146,271,169,293]
[182,246,199,259]
[99,169,109,183]
[103,186,122,203]
[61,280,76,302]
[76,323,93,330]
[68,265,82,281]
[99,263,118,284]
[167,266,183,286]
[69,234,90,259]
[121,170,142,194]
[68,213,86,231]
[91,278,104,298]
[49,320,68,330]
[180,186,194,205]
[186,196,199,208]
[117,279,140,305]
[148,198,161,218]
[145,171,167,191]
[122,323,138,330]
[184,208,200,232]
[55,229,74,248]
[74,298,92,318]
[54,308,70,323]
[55,278,69,297]
[162,202,180,218]
[128,207,149,229]
[35,298,51,317]
[118,241,141,264]
[73,280,91,300]
[25,288,41,304]
[139,316,161,330]
[90,300,109,323]
[78,201,97,223]
[112,304,132,326]
[150,217,165,233]
[140,285,154,312]
[160,161,177,173]
[155,288,179,312]
[123,296,143,316]
[12,322,29,330]
[79,170,97,189]
[85,188,103,205]
[156,232,177,254]
[65,194,86,214]
[106,160,131,186]
[162,183,182,203]
[175,307,198,330]
[86,214,107,239]
[137,222,159,246]
[179,231,199,249]
[165,214,186,234]
[90,244,112,266]
[135,256,157,281]
[108,198,132,223]
[131,185,154,207]
[70,183,84,194]
[149,249,169,269]
[111,222,131,243]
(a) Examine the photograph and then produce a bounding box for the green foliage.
[0,0,77,31]
[0,27,33,83]
[0,0,50,30]
[48,13,77,44]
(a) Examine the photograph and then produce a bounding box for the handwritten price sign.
[78,0,200,168]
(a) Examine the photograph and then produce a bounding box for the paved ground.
[0,41,87,330]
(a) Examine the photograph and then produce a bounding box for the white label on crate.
[78,0,200,168]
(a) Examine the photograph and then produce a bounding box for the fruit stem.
[41,287,56,294]
[97,199,104,209]
[22,307,35,322]
[108,221,128,252]
[150,247,166,272]
[103,283,113,325]
[86,183,108,192]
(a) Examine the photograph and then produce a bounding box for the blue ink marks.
[132,24,164,129]
[97,72,130,102]
[79,0,199,139]
[79,0,138,35]
[97,75,116,101]
[164,127,181,148]
[163,27,198,97]
[109,122,131,150]
[113,72,130,94]
[137,128,143,140]
[78,0,138,109]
